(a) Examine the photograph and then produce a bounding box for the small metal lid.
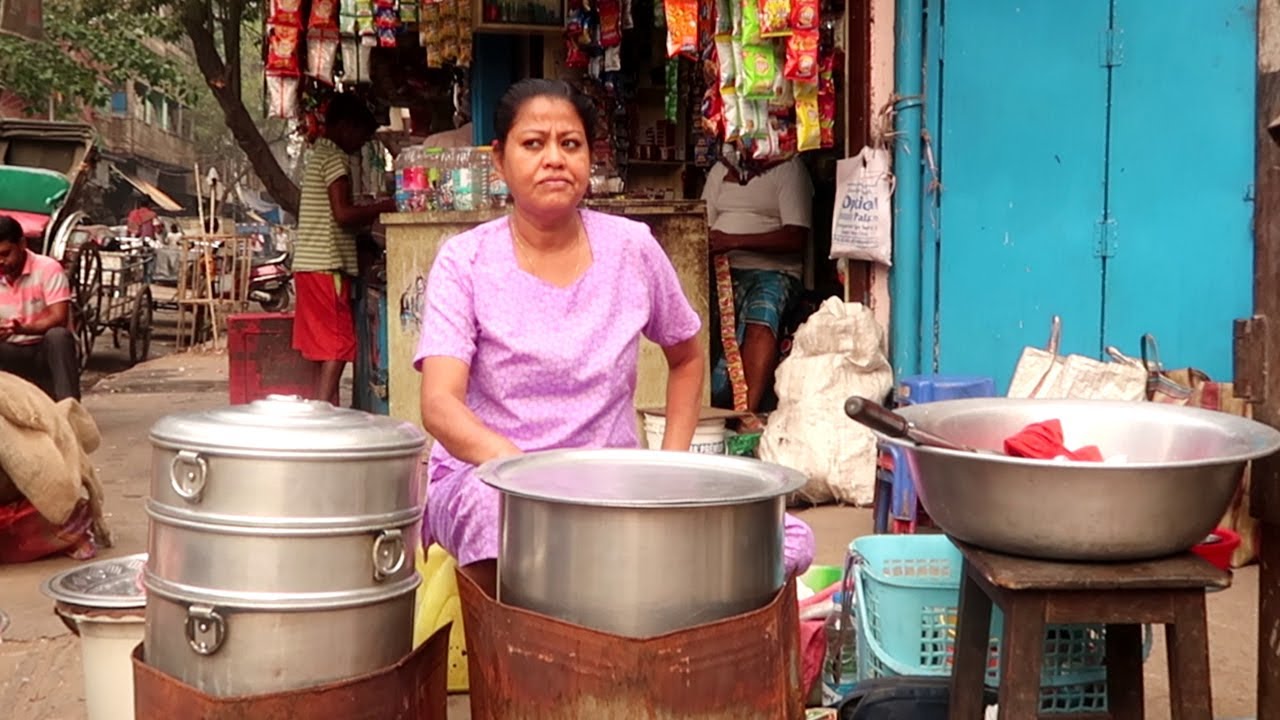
[40,553,147,609]
[478,449,806,508]
[149,396,427,458]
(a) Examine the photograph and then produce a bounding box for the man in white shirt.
[702,155,814,414]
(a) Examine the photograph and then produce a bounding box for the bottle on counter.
[821,591,859,705]
[473,147,510,210]
[452,147,477,211]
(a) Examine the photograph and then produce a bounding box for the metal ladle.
[844,396,1001,455]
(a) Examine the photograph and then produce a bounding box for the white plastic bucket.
[57,605,145,720]
[642,413,727,454]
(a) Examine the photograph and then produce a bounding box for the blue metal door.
[930,1,1256,391]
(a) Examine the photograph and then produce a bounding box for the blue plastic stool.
[895,374,996,407]
[875,375,995,534]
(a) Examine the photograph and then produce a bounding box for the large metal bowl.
[884,398,1280,561]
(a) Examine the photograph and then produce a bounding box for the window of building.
[108,89,128,116]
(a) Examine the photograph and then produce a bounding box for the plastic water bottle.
[822,591,859,705]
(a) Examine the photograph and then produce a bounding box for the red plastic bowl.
[1191,527,1240,572]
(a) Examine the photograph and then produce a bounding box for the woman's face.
[494,96,590,220]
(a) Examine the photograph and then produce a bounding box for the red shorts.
[292,271,356,363]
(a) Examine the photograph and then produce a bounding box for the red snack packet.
[266,24,302,76]
[790,0,818,31]
[309,0,339,29]
[818,51,836,148]
[270,0,303,26]
[784,29,818,82]
[665,0,697,59]
[599,0,623,48]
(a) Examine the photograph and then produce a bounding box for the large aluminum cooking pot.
[479,449,806,638]
[146,396,426,696]
[883,398,1280,561]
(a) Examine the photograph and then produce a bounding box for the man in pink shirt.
[0,216,79,400]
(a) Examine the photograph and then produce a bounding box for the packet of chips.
[271,0,304,27]
[266,24,302,76]
[740,0,763,44]
[791,0,818,31]
[665,59,680,122]
[819,52,836,148]
[600,0,623,48]
[266,75,300,119]
[738,43,778,99]
[759,0,792,37]
[307,30,340,80]
[665,0,697,58]
[722,87,742,140]
[715,35,735,89]
[785,29,819,82]
[340,0,359,33]
[742,98,769,138]
[794,80,819,151]
[715,0,733,34]
[309,0,339,29]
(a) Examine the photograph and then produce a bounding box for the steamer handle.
[169,451,208,503]
[372,529,407,582]
[186,604,225,656]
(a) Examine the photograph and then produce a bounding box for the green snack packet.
[739,43,779,100]
[726,432,762,458]
[665,59,680,123]
[740,0,763,44]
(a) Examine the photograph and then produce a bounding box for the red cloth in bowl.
[1004,419,1104,462]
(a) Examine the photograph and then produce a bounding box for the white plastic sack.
[830,147,894,265]
[760,298,893,507]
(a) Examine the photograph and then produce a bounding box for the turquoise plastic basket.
[851,535,1148,714]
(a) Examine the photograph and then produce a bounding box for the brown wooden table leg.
[1260,521,1280,720]
[997,593,1046,720]
[1104,623,1145,720]
[1166,591,1213,720]
[950,563,994,720]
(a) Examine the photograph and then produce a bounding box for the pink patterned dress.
[414,210,815,572]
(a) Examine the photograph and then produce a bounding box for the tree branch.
[222,0,245,100]
[182,0,300,214]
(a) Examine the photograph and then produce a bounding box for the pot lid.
[40,553,147,609]
[478,449,807,507]
[149,396,427,457]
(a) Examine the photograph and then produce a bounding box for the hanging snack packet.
[307,30,340,80]
[791,0,818,31]
[266,76,301,119]
[784,29,819,82]
[770,70,794,112]
[819,52,836,148]
[701,85,723,136]
[715,35,735,89]
[458,31,473,66]
[722,87,743,140]
[400,0,419,25]
[665,59,680,123]
[794,80,819,151]
[665,0,697,58]
[340,35,360,77]
[266,24,302,76]
[340,0,358,33]
[309,0,339,29]
[600,0,623,48]
[738,43,779,100]
[355,0,376,36]
[271,0,304,26]
[759,0,792,37]
[715,0,733,34]
[740,0,763,44]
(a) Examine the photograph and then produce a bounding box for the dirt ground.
[0,349,1266,719]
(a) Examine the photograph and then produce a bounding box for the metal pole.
[890,0,925,378]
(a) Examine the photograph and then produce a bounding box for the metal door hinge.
[1094,219,1118,258]
[1100,28,1124,67]
[1235,315,1269,403]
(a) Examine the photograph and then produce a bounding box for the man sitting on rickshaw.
[0,216,79,401]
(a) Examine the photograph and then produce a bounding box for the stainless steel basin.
[883,398,1280,561]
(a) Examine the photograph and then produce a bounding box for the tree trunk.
[181,0,300,215]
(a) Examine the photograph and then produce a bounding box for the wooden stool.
[947,541,1230,720]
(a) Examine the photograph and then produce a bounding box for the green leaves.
[0,0,190,118]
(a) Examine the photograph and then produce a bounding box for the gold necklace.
[511,221,588,280]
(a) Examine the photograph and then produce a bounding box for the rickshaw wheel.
[75,312,94,373]
[129,288,153,365]
[71,243,103,330]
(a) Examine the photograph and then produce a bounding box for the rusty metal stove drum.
[145,396,427,697]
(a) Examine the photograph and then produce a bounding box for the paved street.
[0,346,1264,719]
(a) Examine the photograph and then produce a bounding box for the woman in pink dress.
[415,79,815,594]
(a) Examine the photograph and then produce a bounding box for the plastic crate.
[895,374,997,406]
[851,535,1149,714]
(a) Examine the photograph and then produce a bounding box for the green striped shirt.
[293,137,358,276]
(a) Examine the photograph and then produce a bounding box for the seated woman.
[415,79,816,595]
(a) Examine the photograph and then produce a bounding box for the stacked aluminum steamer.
[143,396,426,696]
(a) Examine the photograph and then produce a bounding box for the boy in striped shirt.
[292,94,396,405]
[0,216,79,400]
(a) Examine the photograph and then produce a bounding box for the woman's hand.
[420,356,523,466]
[658,336,706,450]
